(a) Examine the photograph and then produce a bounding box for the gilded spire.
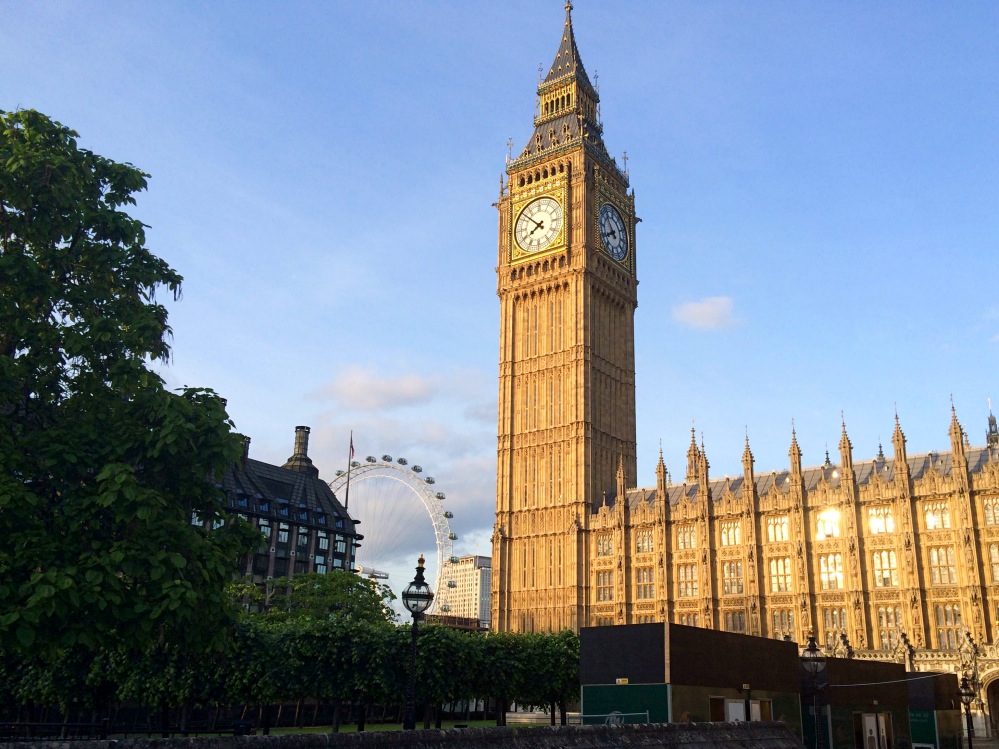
[685,426,699,484]
[838,414,853,471]
[789,420,802,474]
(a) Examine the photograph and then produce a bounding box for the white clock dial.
[515,197,563,253]
[599,202,628,261]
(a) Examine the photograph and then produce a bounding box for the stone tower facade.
[491,3,638,634]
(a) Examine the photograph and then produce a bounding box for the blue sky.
[4,1,997,598]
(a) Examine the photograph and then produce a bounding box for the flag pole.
[344,431,354,511]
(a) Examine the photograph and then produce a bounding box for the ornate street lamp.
[401,555,434,731]
[960,676,975,749]
[801,634,827,749]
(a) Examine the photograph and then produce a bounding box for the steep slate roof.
[222,457,357,534]
[512,4,617,171]
[543,3,593,87]
[617,447,996,511]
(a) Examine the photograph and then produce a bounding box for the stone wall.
[0,721,802,749]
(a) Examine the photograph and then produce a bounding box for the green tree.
[0,109,258,661]
[264,571,397,624]
[521,630,579,725]
[471,631,531,726]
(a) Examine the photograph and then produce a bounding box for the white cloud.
[312,366,438,410]
[673,296,739,330]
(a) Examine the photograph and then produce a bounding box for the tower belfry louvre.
[491,3,638,634]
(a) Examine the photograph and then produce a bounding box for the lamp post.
[401,555,435,731]
[801,634,827,749]
[960,677,975,749]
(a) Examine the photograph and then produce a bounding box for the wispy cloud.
[673,296,739,330]
[311,366,438,410]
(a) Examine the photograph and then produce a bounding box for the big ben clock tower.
[492,3,638,633]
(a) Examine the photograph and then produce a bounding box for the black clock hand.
[529,220,546,235]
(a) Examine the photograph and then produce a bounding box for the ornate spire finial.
[565,1,573,13]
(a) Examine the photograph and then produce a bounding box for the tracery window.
[819,553,843,590]
[990,544,999,582]
[596,534,613,557]
[822,606,847,648]
[929,546,956,585]
[817,508,841,539]
[985,497,999,526]
[935,603,962,649]
[636,567,654,599]
[772,609,795,639]
[722,561,744,595]
[925,502,951,530]
[677,564,698,597]
[635,528,654,554]
[872,550,898,588]
[868,506,895,534]
[877,606,902,650]
[767,515,789,543]
[720,520,741,547]
[677,525,696,550]
[724,611,746,633]
[596,570,614,602]
[769,557,793,593]
[678,613,699,627]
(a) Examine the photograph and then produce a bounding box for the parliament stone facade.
[490,2,999,732]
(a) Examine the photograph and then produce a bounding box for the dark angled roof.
[223,458,357,535]
[544,3,594,89]
[511,3,622,176]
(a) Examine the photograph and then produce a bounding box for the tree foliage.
[247,571,397,624]
[0,109,258,659]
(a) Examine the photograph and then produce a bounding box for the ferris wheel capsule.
[366,456,377,463]
[397,457,408,465]
[381,454,392,462]
[412,465,423,473]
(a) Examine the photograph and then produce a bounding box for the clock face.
[599,203,629,261]
[515,196,564,253]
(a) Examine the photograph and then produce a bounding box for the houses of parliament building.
[490,1,999,726]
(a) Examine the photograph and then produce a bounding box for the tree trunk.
[160,704,170,738]
[261,704,272,736]
[560,700,567,726]
[435,703,443,729]
[331,701,341,733]
[423,703,432,729]
[357,704,366,732]
[550,699,556,725]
